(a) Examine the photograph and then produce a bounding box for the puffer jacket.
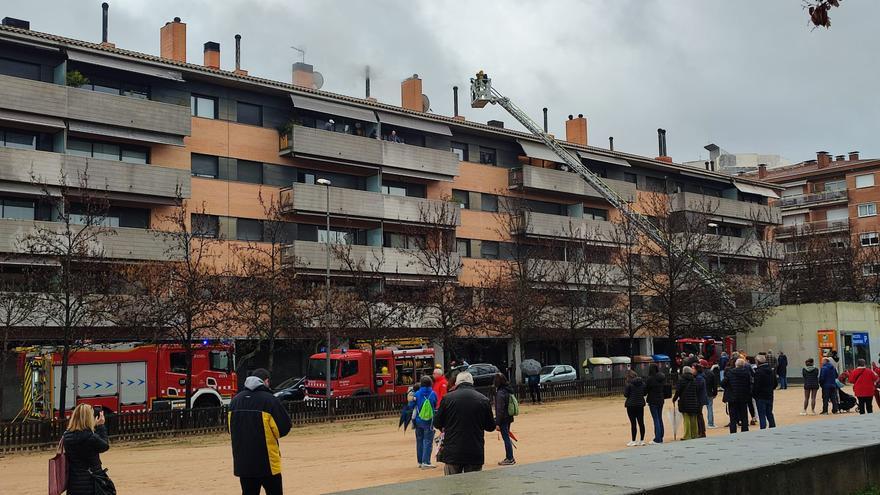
[673,373,700,414]
[753,363,777,400]
[624,377,646,408]
[644,371,666,406]
[819,362,839,389]
[850,367,879,398]
[494,385,514,425]
[695,372,708,406]
[413,385,438,428]
[63,425,110,495]
[722,366,752,404]
[802,366,820,390]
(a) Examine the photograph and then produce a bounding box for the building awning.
[0,109,65,130]
[290,94,377,123]
[781,208,810,216]
[780,179,808,188]
[577,150,631,168]
[0,180,61,197]
[517,139,560,162]
[68,121,184,146]
[734,181,780,199]
[381,166,453,182]
[376,111,452,136]
[67,50,184,82]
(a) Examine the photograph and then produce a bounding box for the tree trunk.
[267,333,276,375]
[184,340,193,411]
[58,344,70,420]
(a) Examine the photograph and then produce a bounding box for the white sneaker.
[647,440,656,445]
[422,464,437,469]
[799,411,807,416]
[638,441,646,446]
[626,441,638,447]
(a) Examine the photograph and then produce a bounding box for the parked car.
[539,365,577,384]
[274,376,306,402]
[463,363,499,387]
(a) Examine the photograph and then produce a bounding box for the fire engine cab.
[18,342,237,418]
[675,337,735,367]
[305,348,435,398]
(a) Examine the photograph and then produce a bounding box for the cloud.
[7,0,880,162]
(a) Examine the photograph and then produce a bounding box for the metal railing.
[778,189,848,208]
[774,218,849,238]
[0,378,626,454]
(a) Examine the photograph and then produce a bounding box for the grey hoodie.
[244,375,265,391]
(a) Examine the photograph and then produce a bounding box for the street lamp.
[317,177,332,417]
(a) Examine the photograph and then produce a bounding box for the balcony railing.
[279,126,459,179]
[669,192,780,224]
[778,189,848,208]
[774,219,850,238]
[279,183,460,226]
[282,241,460,277]
[509,166,637,202]
[512,211,616,241]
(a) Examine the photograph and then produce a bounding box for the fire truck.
[305,348,435,398]
[18,342,237,419]
[675,337,736,367]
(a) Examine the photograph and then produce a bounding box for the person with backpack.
[413,375,438,469]
[623,370,646,446]
[493,372,517,465]
[849,359,878,414]
[644,364,666,444]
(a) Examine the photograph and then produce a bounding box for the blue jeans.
[649,403,664,443]
[706,396,715,427]
[499,420,514,460]
[756,399,776,429]
[415,425,434,465]
[778,373,788,389]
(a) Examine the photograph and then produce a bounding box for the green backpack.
[417,394,435,421]
[508,394,520,417]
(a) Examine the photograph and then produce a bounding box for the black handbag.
[89,468,117,495]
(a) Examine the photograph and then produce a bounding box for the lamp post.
[317,177,332,417]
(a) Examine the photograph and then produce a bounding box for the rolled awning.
[734,181,780,199]
[0,109,65,129]
[67,50,184,82]
[68,121,184,146]
[517,139,560,162]
[375,111,452,136]
[290,94,377,123]
[577,150,631,168]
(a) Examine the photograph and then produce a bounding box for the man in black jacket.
[753,354,778,429]
[229,368,292,495]
[433,371,497,475]
[721,359,753,434]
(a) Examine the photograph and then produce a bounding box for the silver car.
[539,365,577,384]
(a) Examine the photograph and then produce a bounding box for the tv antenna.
[290,45,306,63]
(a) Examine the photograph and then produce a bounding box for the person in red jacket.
[433,368,448,406]
[849,359,878,414]
[872,361,880,409]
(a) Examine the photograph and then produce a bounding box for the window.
[858,203,876,218]
[481,194,498,212]
[480,241,499,260]
[856,174,875,189]
[523,198,567,216]
[456,239,471,258]
[121,148,148,164]
[66,138,148,164]
[451,142,469,162]
[823,180,846,192]
[383,232,423,249]
[318,228,357,245]
[192,214,220,238]
[583,207,608,221]
[623,172,637,184]
[452,189,469,209]
[264,164,297,187]
[861,233,880,247]
[645,176,666,192]
[237,218,264,242]
[380,180,425,198]
[169,352,187,374]
[478,146,496,165]
[236,101,263,126]
[382,183,406,197]
[0,129,37,150]
[191,94,217,119]
[237,160,263,184]
[191,154,219,178]
[80,77,149,100]
[209,351,231,372]
[0,198,35,220]
[340,360,359,378]
[0,57,41,80]
[864,264,880,277]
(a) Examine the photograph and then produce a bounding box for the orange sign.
[817,329,837,362]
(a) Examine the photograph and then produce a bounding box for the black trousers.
[858,396,874,414]
[240,474,283,495]
[728,402,749,434]
[529,382,542,403]
[626,406,645,441]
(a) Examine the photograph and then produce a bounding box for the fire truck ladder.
[469,72,730,298]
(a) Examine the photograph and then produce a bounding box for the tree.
[806,0,843,28]
[779,226,861,304]
[19,169,115,418]
[0,265,40,411]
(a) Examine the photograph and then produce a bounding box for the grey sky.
[7,0,879,163]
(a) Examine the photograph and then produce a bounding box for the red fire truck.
[18,342,237,419]
[675,336,736,367]
[305,348,435,398]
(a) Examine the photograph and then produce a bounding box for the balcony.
[279,183,459,226]
[778,189,848,209]
[512,211,615,241]
[774,219,850,239]
[0,147,190,201]
[508,166,637,202]
[527,259,624,285]
[0,74,190,139]
[0,219,180,261]
[279,126,459,179]
[706,235,783,259]
[670,192,780,224]
[283,241,460,276]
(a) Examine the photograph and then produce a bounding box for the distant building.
[684,143,790,175]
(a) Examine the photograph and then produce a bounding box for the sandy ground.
[0,386,856,495]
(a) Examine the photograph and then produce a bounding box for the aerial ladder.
[469,71,730,297]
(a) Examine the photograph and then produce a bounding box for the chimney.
[203,42,220,70]
[160,17,186,63]
[487,120,504,128]
[817,151,830,169]
[835,154,846,162]
[100,3,114,47]
[609,136,614,151]
[656,128,672,162]
[401,74,424,112]
[565,114,588,146]
[453,86,459,116]
[365,66,371,99]
[233,34,247,75]
[292,62,315,87]
[758,163,767,179]
[543,108,548,133]
[850,151,860,161]
[1,17,30,30]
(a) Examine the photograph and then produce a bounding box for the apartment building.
[0,14,782,374]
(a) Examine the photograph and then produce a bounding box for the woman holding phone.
[63,403,110,495]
